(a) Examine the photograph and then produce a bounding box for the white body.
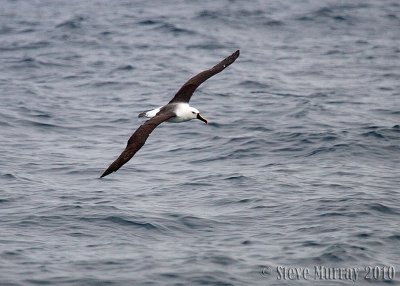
[140,103,200,123]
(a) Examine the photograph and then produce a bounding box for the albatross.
[100,50,240,178]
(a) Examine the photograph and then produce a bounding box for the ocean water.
[1,0,399,285]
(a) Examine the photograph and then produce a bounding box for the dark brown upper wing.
[100,111,175,178]
[168,50,240,104]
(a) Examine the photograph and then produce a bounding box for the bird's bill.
[197,113,208,124]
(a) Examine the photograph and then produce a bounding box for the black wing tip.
[221,50,240,67]
[228,50,240,61]
[100,168,113,178]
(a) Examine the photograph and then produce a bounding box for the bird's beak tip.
[197,113,208,124]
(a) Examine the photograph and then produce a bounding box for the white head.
[178,105,208,124]
[188,106,208,124]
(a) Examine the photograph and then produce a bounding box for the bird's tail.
[138,107,161,118]
[138,110,149,118]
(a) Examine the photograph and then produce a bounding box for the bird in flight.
[100,50,240,178]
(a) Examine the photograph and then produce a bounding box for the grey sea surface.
[1,0,399,285]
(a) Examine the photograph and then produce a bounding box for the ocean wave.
[56,16,85,29]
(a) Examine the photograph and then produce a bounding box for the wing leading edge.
[168,50,240,104]
[100,111,175,178]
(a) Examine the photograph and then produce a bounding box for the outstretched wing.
[168,50,240,104]
[100,111,175,178]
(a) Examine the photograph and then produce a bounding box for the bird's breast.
[167,116,191,123]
